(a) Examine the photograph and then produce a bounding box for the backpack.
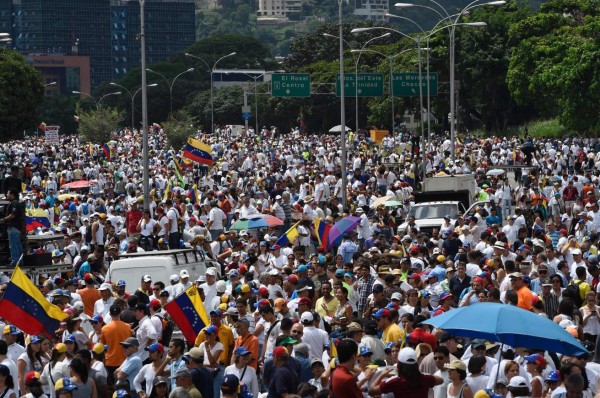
[565,280,584,307]
[155,314,174,346]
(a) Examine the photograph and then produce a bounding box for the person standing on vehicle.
[2,188,24,266]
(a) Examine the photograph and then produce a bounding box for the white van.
[106,249,220,291]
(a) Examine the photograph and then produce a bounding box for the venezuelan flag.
[102,144,111,160]
[276,221,301,247]
[183,137,213,166]
[164,285,209,345]
[181,158,193,170]
[314,217,331,249]
[189,184,199,205]
[26,209,51,232]
[0,266,68,337]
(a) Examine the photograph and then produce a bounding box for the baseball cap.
[92,343,108,354]
[298,297,312,306]
[270,298,285,313]
[3,325,20,335]
[359,345,373,356]
[205,325,218,335]
[98,283,112,291]
[279,336,299,346]
[508,272,523,279]
[221,374,240,394]
[149,299,161,311]
[120,337,140,347]
[347,322,364,332]
[145,342,164,353]
[54,343,67,354]
[272,346,288,358]
[185,347,203,360]
[117,280,127,287]
[524,353,547,368]
[180,270,190,278]
[142,274,152,283]
[174,368,192,378]
[508,376,528,389]
[25,371,41,386]
[300,312,314,324]
[91,315,104,323]
[398,347,417,364]
[372,308,391,318]
[444,360,466,371]
[153,376,169,386]
[546,370,560,382]
[55,378,78,391]
[63,334,76,343]
[234,346,251,356]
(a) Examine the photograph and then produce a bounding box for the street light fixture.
[352,23,484,182]
[394,0,501,161]
[185,52,236,134]
[146,67,194,116]
[132,83,158,127]
[72,90,121,109]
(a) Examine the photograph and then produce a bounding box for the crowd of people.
[0,127,600,398]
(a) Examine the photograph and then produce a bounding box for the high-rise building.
[4,0,196,89]
[17,0,112,87]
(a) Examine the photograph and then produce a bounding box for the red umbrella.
[60,180,97,189]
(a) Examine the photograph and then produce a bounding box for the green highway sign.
[392,72,438,96]
[336,73,384,97]
[271,73,311,97]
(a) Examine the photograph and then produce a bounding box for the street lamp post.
[72,90,121,110]
[110,82,133,129]
[131,83,158,128]
[146,67,194,116]
[352,23,485,182]
[139,0,150,209]
[395,1,503,161]
[185,52,236,134]
[337,0,348,211]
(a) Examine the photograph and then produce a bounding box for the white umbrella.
[328,125,351,133]
[486,169,505,176]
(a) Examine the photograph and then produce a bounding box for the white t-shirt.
[209,207,226,230]
[199,341,224,366]
[167,208,179,233]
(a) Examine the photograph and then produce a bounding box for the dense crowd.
[0,127,600,398]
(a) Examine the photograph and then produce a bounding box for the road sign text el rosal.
[271,73,311,97]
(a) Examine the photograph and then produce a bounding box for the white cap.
[508,376,528,389]
[206,268,217,276]
[142,274,152,283]
[300,312,314,324]
[398,347,417,364]
[98,283,112,292]
[170,274,180,283]
[269,269,279,276]
[216,280,227,293]
[180,270,190,279]
[391,292,402,301]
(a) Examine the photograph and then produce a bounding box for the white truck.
[398,174,486,235]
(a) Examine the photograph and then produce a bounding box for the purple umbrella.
[328,216,361,248]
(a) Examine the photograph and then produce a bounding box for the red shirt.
[410,328,438,349]
[380,374,437,398]
[332,366,363,398]
[126,209,143,235]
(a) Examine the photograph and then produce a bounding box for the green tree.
[452,1,533,132]
[0,48,44,141]
[38,94,79,134]
[507,0,600,132]
[162,111,198,150]
[76,104,123,143]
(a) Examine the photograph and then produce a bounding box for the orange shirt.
[517,286,533,311]
[100,319,132,367]
[77,287,101,317]
[233,334,259,370]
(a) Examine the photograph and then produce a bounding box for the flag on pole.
[183,137,213,166]
[163,182,171,202]
[313,217,331,249]
[164,285,210,344]
[173,160,184,186]
[0,266,68,337]
[26,209,51,232]
[276,221,301,247]
[102,144,111,160]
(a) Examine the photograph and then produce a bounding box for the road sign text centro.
[272,73,311,97]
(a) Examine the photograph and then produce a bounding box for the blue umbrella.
[423,302,587,356]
